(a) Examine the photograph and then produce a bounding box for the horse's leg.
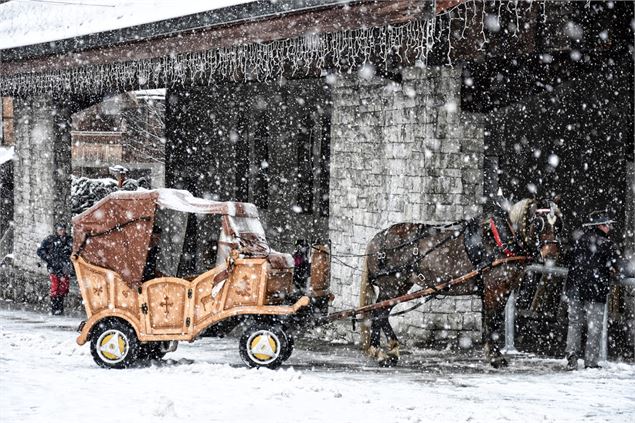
[372,283,404,366]
[359,256,375,352]
[369,309,382,349]
[378,306,400,366]
[366,307,399,366]
[482,286,510,368]
[366,309,389,362]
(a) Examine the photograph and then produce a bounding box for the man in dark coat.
[564,211,620,370]
[37,223,73,315]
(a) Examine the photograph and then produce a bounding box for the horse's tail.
[359,252,375,352]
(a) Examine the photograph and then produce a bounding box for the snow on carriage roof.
[71,188,259,224]
[154,188,259,217]
[0,146,15,166]
[0,0,254,50]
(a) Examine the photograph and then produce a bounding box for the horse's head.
[509,198,563,262]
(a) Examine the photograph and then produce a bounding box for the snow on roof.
[0,146,15,166]
[154,188,259,218]
[0,0,254,50]
[72,188,259,222]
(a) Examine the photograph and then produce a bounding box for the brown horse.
[359,198,562,367]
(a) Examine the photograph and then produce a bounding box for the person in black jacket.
[37,223,73,315]
[564,211,620,370]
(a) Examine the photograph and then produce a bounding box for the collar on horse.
[464,212,519,268]
[489,217,515,257]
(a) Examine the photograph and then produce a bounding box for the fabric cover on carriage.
[72,189,262,288]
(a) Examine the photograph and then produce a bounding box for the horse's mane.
[508,198,534,240]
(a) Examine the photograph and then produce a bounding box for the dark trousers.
[49,274,70,315]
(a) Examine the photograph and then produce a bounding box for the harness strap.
[373,224,468,279]
[489,217,514,257]
[380,220,467,255]
[323,255,530,323]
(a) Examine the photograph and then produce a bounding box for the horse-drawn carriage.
[73,189,331,369]
[73,188,562,369]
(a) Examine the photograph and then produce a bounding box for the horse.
[358,198,562,367]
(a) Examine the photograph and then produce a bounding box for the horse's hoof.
[378,355,399,367]
[386,341,400,360]
[490,356,508,368]
[366,346,386,360]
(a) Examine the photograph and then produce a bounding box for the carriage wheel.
[90,319,139,369]
[138,342,167,361]
[239,323,291,369]
[280,333,295,362]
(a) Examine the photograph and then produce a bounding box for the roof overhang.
[1,1,369,61]
[1,0,436,73]
[0,0,473,96]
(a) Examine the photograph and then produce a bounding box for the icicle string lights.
[0,0,543,96]
[0,18,435,96]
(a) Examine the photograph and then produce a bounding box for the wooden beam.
[1,0,433,77]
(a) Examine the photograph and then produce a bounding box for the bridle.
[529,204,562,253]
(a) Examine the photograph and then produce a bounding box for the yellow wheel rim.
[96,329,129,364]
[246,330,281,365]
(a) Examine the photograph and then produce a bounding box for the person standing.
[564,211,620,370]
[37,223,73,315]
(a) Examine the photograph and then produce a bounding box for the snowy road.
[1,304,634,423]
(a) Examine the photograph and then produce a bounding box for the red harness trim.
[489,217,514,257]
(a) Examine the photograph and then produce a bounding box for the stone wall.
[12,97,73,274]
[0,97,78,311]
[327,66,485,348]
[0,265,82,313]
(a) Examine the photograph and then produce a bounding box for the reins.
[319,255,530,325]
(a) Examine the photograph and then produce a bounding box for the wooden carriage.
[73,189,331,369]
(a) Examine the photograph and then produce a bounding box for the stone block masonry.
[1,97,75,308]
[327,65,485,348]
[12,97,73,274]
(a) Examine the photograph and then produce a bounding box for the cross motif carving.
[93,286,103,295]
[160,296,173,317]
[121,289,129,298]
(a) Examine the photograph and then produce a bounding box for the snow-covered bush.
[70,175,145,215]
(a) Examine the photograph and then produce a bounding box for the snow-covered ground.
[1,303,634,423]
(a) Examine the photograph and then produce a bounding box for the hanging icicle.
[0,0,544,96]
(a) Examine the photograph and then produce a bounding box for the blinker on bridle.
[532,206,561,249]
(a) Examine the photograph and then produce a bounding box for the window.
[253,120,269,209]
[235,119,249,202]
[295,115,315,214]
[295,112,330,216]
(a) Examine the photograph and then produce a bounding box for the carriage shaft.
[322,256,529,324]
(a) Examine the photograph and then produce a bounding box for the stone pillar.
[12,97,73,274]
[327,66,485,346]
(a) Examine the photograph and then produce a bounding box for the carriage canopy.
[72,189,264,287]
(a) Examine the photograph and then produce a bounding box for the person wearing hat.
[564,211,621,370]
[37,223,73,315]
[109,164,129,189]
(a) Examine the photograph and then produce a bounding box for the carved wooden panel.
[192,269,228,325]
[224,260,266,310]
[144,280,189,334]
[114,274,139,320]
[265,268,293,305]
[80,263,110,316]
